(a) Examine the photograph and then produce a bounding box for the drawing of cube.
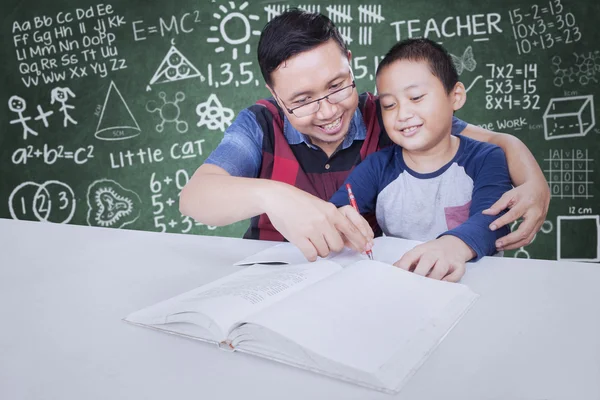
[557,215,600,262]
[543,95,595,140]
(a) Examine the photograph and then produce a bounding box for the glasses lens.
[328,84,354,104]
[292,101,320,118]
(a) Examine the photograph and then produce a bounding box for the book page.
[233,236,423,268]
[124,261,342,342]
[240,260,477,390]
[369,236,423,265]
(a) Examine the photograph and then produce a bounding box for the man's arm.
[179,164,373,260]
[460,124,550,250]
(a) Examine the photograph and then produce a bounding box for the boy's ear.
[451,82,467,111]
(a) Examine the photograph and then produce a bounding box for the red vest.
[244,92,390,241]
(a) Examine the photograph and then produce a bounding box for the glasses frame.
[273,70,356,117]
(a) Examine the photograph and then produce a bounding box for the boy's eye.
[382,102,396,110]
[411,94,425,101]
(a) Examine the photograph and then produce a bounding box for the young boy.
[329,38,512,282]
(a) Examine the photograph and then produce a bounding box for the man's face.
[268,39,359,154]
[377,60,464,153]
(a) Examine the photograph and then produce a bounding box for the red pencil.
[345,183,374,260]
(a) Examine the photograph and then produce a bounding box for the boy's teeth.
[403,126,418,133]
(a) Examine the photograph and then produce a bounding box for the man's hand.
[482,180,550,251]
[393,236,475,282]
[264,184,374,261]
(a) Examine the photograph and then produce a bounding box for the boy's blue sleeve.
[203,109,263,178]
[440,147,512,261]
[329,153,383,214]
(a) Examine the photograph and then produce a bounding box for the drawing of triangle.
[95,81,141,141]
[148,45,205,88]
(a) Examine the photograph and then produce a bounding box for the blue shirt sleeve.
[203,109,263,178]
[439,146,512,261]
[452,116,467,135]
[329,152,385,213]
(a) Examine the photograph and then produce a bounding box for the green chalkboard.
[1,0,599,262]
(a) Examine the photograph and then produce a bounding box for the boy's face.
[268,39,359,154]
[377,60,465,153]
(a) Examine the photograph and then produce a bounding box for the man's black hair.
[257,8,348,87]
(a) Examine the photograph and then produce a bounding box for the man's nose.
[316,99,337,120]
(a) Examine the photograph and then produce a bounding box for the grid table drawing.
[545,149,594,199]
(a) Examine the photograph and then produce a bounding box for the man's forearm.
[179,164,280,226]
[461,124,544,186]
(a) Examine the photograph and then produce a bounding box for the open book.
[124,236,478,394]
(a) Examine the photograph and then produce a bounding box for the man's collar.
[283,108,367,150]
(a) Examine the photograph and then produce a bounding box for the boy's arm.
[460,124,550,250]
[439,146,513,261]
[329,153,382,214]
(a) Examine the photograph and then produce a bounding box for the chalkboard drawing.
[357,5,385,46]
[512,220,553,259]
[148,41,204,90]
[264,5,321,22]
[95,81,141,141]
[543,95,595,140]
[207,1,261,61]
[50,87,77,127]
[326,5,353,44]
[86,179,141,229]
[450,46,476,75]
[8,180,76,224]
[196,94,234,132]
[557,215,600,262]
[8,95,38,140]
[146,91,188,134]
[545,149,593,199]
[552,52,600,87]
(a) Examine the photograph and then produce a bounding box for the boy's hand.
[393,236,475,282]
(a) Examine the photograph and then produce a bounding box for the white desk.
[1,218,599,400]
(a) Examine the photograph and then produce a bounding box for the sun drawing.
[206,1,260,60]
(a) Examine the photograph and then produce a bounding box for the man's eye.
[330,83,341,90]
[294,97,309,105]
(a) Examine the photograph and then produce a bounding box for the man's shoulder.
[460,135,503,155]
[457,136,507,175]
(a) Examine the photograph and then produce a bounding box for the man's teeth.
[322,117,341,130]
[402,126,418,133]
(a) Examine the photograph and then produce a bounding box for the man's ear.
[265,84,288,113]
[451,82,467,111]
[265,84,275,98]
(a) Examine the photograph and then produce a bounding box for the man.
[180,9,549,262]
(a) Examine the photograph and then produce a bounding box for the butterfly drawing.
[450,46,477,75]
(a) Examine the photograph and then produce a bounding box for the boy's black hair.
[376,38,459,94]
[257,8,348,87]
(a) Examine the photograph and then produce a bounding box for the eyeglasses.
[273,73,356,118]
